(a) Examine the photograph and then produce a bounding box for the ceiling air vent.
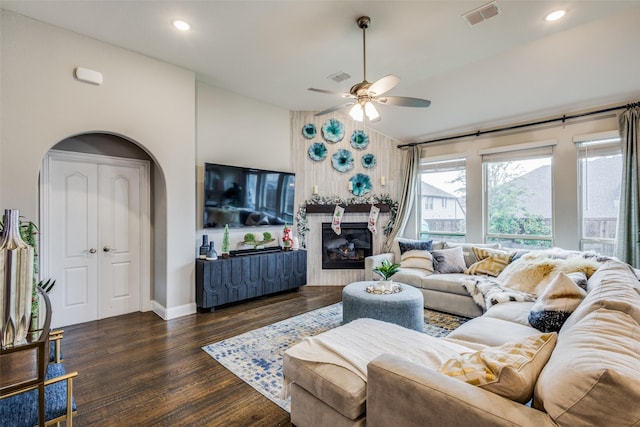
[328,71,350,83]
[462,1,501,26]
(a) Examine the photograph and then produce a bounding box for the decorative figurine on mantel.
[282,224,293,251]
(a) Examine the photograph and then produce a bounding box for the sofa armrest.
[367,354,555,427]
[364,253,396,281]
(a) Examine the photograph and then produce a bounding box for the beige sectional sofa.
[284,259,640,426]
[364,239,503,318]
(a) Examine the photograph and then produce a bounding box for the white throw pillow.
[400,249,434,272]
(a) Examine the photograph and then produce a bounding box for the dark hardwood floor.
[60,285,344,426]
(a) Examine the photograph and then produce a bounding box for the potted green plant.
[221,224,230,258]
[372,260,401,291]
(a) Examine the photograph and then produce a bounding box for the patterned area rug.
[202,302,468,412]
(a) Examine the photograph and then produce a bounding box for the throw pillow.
[400,249,434,272]
[566,271,588,290]
[528,272,587,333]
[444,242,500,267]
[431,246,466,274]
[398,239,433,254]
[465,247,513,277]
[440,332,557,403]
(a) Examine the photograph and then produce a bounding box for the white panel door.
[49,159,100,327]
[46,153,147,328]
[98,164,141,319]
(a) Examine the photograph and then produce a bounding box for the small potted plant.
[221,224,230,258]
[372,260,401,292]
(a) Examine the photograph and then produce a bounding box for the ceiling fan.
[309,16,431,122]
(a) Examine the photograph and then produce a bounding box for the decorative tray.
[366,284,403,295]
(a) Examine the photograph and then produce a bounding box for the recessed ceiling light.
[172,20,191,31]
[545,10,566,22]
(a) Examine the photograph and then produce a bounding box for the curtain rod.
[398,101,640,149]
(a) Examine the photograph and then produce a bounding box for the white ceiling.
[2,0,640,143]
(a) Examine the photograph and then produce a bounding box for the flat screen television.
[203,163,295,228]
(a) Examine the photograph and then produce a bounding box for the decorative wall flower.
[308,142,328,161]
[332,149,354,172]
[302,123,316,139]
[349,173,373,196]
[361,153,376,169]
[350,130,369,149]
[321,118,345,143]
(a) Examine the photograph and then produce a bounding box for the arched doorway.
[40,133,156,328]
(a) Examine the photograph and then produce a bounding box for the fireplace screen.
[321,222,373,269]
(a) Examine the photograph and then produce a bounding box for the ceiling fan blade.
[308,88,353,98]
[376,96,431,108]
[368,75,400,96]
[314,102,355,117]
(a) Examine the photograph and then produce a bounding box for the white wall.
[195,81,291,252]
[415,111,622,249]
[0,11,196,317]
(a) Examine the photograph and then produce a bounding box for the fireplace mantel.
[304,203,390,214]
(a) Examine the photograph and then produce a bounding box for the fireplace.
[321,222,373,269]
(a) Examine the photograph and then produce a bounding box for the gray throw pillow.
[431,246,466,274]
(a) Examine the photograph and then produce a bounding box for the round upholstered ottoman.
[342,281,424,331]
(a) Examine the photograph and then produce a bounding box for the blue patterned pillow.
[398,239,433,254]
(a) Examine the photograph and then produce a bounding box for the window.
[482,144,554,249]
[577,134,622,256]
[419,158,466,242]
[425,197,434,210]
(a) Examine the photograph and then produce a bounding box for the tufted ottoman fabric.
[342,281,424,331]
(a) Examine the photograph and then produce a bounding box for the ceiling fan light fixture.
[349,103,364,121]
[364,101,380,121]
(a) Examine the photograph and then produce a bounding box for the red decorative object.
[282,224,294,249]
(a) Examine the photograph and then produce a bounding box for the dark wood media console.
[195,249,307,311]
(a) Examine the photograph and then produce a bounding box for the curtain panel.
[616,106,640,267]
[384,145,420,252]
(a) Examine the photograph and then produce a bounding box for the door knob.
[103,246,115,252]
[89,248,97,254]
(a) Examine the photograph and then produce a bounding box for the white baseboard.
[151,300,197,320]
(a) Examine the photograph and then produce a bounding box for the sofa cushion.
[446,316,543,348]
[528,272,586,333]
[419,273,471,296]
[562,259,640,331]
[283,353,367,420]
[483,301,535,327]
[465,247,513,277]
[393,269,432,288]
[534,308,640,426]
[431,246,467,274]
[399,249,434,273]
[444,242,500,267]
[440,332,557,403]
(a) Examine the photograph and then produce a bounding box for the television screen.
[204,163,295,228]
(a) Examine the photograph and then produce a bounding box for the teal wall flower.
[321,118,345,143]
[350,130,369,149]
[308,142,328,161]
[302,123,317,139]
[361,153,376,168]
[332,149,354,172]
[349,173,373,196]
